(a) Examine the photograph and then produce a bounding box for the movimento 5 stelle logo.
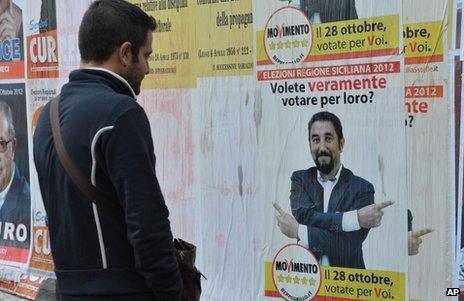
[264,7,313,65]
[272,244,321,301]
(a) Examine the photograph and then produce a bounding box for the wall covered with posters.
[0,0,459,300]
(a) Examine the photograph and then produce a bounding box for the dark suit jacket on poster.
[0,165,31,251]
[290,167,374,269]
[300,0,358,23]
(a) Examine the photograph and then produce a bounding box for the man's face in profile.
[0,114,14,192]
[309,120,344,175]
[125,32,153,95]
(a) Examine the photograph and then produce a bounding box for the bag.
[50,96,204,300]
[174,238,204,301]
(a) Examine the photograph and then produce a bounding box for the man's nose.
[145,61,150,75]
[319,141,328,150]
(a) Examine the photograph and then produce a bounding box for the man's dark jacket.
[33,69,182,300]
[300,0,358,23]
[290,167,374,269]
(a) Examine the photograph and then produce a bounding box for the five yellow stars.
[285,40,292,49]
[268,39,309,50]
[276,274,317,286]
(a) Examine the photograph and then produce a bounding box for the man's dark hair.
[78,0,157,63]
[308,111,343,141]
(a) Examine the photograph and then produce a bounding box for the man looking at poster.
[275,111,393,269]
[33,0,182,300]
[0,101,30,256]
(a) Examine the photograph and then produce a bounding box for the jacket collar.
[69,68,136,100]
[83,67,136,99]
[309,167,351,212]
[327,168,350,212]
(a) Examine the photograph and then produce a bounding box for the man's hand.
[408,228,433,256]
[357,200,394,228]
[273,203,299,239]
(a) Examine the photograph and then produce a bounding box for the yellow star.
[278,274,285,283]
[293,276,300,284]
[286,275,292,283]
[277,41,284,49]
[292,39,300,48]
[301,277,308,285]
[308,277,316,286]
[270,42,276,50]
[301,38,309,47]
[285,40,292,48]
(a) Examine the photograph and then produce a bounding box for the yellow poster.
[131,0,196,89]
[257,15,400,65]
[195,0,253,77]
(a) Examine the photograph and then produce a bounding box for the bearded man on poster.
[33,0,182,300]
[275,111,393,269]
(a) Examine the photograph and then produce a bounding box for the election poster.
[131,0,253,88]
[403,0,455,300]
[0,0,25,79]
[27,79,57,277]
[256,1,408,300]
[25,0,58,79]
[24,0,64,278]
[130,0,197,89]
[195,0,253,77]
[0,0,459,300]
[0,83,31,279]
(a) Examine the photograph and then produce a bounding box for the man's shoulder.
[77,84,140,109]
[291,167,317,180]
[106,93,142,116]
[63,83,143,123]
[65,69,142,115]
[342,168,374,191]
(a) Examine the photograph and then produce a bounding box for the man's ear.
[11,138,16,158]
[340,137,345,152]
[118,42,133,67]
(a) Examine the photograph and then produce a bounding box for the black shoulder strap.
[50,95,123,216]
